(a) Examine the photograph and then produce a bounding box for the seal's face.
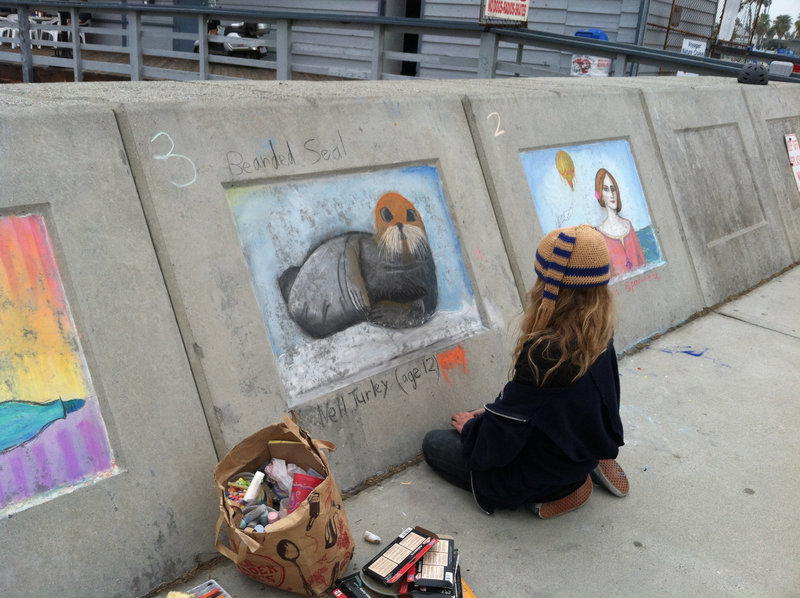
[373,192,429,260]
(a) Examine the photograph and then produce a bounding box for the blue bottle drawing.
[0,398,86,453]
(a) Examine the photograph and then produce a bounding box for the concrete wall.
[742,83,800,261]
[0,102,220,596]
[114,90,521,493]
[640,81,794,305]
[0,77,797,598]
[462,82,704,349]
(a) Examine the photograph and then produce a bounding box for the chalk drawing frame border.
[520,138,665,283]
[0,205,120,518]
[227,163,485,406]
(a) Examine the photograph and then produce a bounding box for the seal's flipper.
[369,299,427,329]
[279,266,300,303]
[343,236,370,315]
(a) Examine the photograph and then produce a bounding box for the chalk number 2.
[150,132,197,188]
[487,112,505,137]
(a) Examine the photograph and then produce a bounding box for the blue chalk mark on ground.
[658,346,730,368]
[660,346,707,357]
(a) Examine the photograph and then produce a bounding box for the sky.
[764,0,799,19]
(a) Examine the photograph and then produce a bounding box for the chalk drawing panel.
[0,213,117,517]
[227,164,482,405]
[520,139,664,284]
[674,125,767,248]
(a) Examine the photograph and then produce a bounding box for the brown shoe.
[533,475,592,519]
[592,459,629,497]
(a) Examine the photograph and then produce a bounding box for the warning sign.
[483,0,529,21]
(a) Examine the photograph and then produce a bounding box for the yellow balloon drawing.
[555,150,575,191]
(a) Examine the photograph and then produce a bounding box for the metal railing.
[0,0,797,84]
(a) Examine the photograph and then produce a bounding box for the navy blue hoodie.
[460,340,624,513]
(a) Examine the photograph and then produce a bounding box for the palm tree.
[794,15,800,38]
[772,14,791,38]
[738,0,772,43]
[754,13,771,46]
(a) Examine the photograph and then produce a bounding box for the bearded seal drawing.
[279,192,438,338]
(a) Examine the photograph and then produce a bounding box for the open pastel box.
[412,538,458,591]
[362,526,438,585]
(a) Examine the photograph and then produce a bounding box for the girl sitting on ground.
[422,224,628,518]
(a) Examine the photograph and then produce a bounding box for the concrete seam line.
[341,453,425,499]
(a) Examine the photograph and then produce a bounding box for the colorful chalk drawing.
[0,214,117,517]
[227,165,482,405]
[278,192,438,338]
[554,150,576,191]
[521,140,664,283]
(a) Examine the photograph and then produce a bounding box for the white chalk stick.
[244,470,265,504]
[363,531,381,544]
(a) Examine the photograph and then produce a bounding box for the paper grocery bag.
[213,414,353,597]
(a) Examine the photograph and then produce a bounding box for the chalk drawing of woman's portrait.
[520,139,663,283]
[593,167,646,279]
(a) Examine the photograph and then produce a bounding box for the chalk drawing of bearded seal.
[279,192,438,338]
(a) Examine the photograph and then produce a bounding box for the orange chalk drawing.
[555,150,575,191]
[436,346,466,383]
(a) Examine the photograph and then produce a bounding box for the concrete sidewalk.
[151,265,800,598]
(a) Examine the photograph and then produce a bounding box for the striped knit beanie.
[533,224,610,329]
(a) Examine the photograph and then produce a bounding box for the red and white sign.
[785,134,800,194]
[483,0,529,21]
[570,55,611,77]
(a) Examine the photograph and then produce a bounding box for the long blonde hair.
[512,278,616,386]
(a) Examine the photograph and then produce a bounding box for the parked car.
[194,20,269,59]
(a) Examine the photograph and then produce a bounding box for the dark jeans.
[423,428,588,506]
[422,429,472,492]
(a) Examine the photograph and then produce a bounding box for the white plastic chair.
[0,14,19,48]
[70,18,88,45]
[33,16,59,48]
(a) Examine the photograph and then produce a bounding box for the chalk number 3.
[150,132,198,188]
[487,112,505,137]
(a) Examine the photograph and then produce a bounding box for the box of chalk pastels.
[409,537,459,592]
[361,526,438,585]
[346,528,475,598]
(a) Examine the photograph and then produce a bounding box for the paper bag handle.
[284,411,335,453]
[314,439,335,451]
[214,511,249,563]
[283,412,336,462]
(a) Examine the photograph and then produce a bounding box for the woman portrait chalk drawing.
[593,168,645,280]
[521,140,664,286]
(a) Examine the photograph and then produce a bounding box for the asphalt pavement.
[151,264,800,598]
